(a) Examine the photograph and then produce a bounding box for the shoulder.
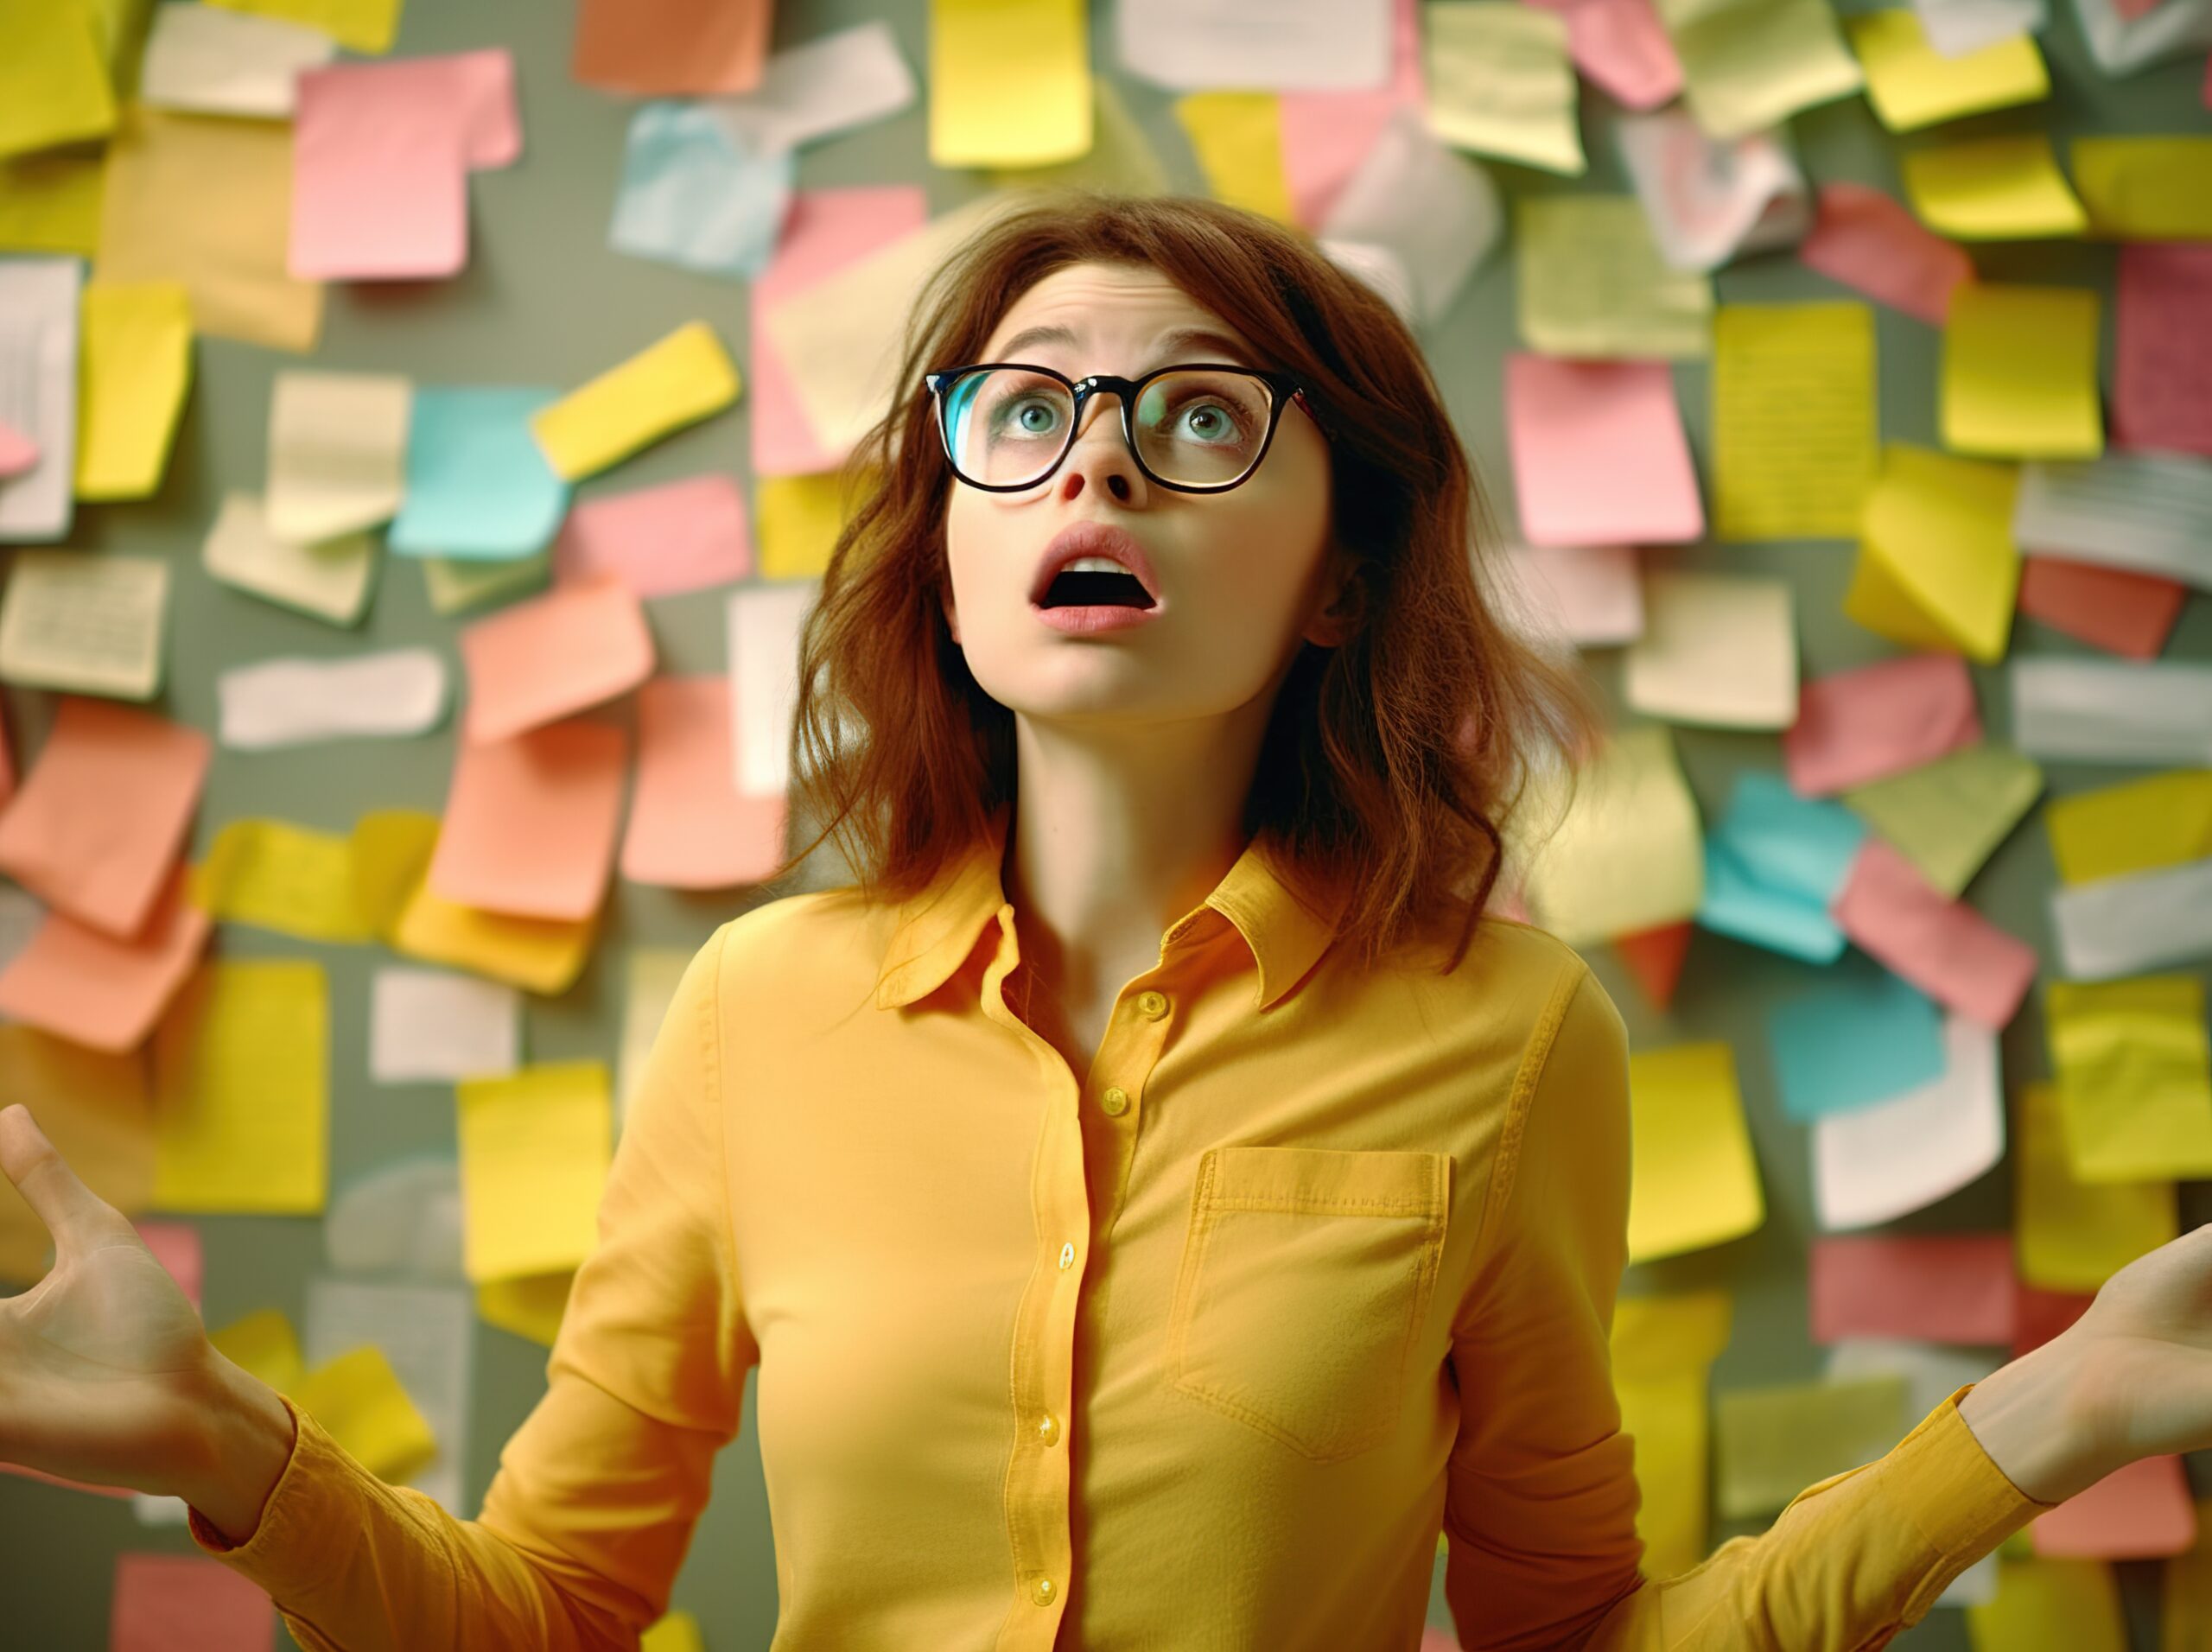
[696,884,900,1014]
[1430,912,1625,1060]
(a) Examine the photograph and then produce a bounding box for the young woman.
[2,194,2209,1652]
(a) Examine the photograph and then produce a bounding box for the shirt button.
[1100,1085,1129,1116]
[1058,1242,1076,1269]
[1136,989,1168,1019]
[1037,1412,1059,1445]
[1032,1576,1057,1606]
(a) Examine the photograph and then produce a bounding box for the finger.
[0,1102,129,1262]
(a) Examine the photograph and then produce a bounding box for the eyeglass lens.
[940,368,1276,489]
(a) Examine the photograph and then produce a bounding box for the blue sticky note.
[1719,772,1867,905]
[609,103,794,280]
[1699,837,1846,963]
[388,387,569,560]
[1766,955,1948,1121]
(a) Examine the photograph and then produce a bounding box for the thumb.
[0,1102,128,1263]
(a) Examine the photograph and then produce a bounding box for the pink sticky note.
[1809,1232,2018,1346]
[554,474,754,597]
[0,417,37,479]
[135,1219,203,1310]
[1832,836,2037,1031]
[2031,1455,2197,1560]
[291,50,519,281]
[1281,0,1426,230]
[2018,556,2187,659]
[2110,0,2166,17]
[428,718,629,923]
[1505,354,1703,547]
[111,1552,276,1650]
[574,0,772,96]
[620,676,788,889]
[751,187,929,477]
[1783,653,1981,797]
[2113,242,2212,458]
[0,697,211,941]
[0,864,211,1053]
[2014,1285,2094,1357]
[1799,182,1974,327]
[460,572,656,744]
[1529,0,1683,111]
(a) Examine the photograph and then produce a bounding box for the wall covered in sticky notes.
[0,0,2208,1648]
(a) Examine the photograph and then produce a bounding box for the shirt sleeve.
[1441,961,2058,1652]
[186,920,760,1652]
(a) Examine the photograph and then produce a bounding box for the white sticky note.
[304,1278,473,1514]
[1624,569,1797,728]
[2051,858,2212,982]
[0,257,81,544]
[708,19,917,151]
[370,967,522,1084]
[1913,0,2047,57]
[2069,0,2212,76]
[202,489,379,626]
[1319,103,1502,328]
[217,647,448,749]
[265,370,413,544]
[1615,105,1810,272]
[1497,543,1645,649]
[2010,658,2212,766]
[2012,454,2212,592]
[1117,0,1393,91]
[141,2,338,118]
[1813,1012,2003,1231]
[728,580,818,798]
[0,550,168,699]
[325,1156,466,1282]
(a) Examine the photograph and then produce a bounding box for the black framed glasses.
[921,361,1325,494]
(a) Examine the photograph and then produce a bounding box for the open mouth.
[1036,569,1157,611]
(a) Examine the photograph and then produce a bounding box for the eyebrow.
[988,321,1260,372]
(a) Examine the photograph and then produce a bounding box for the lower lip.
[1031,601,1163,633]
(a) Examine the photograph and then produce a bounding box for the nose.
[1055,384,1143,505]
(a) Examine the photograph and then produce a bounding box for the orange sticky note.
[459,573,655,744]
[1809,1231,2018,1345]
[0,697,212,939]
[620,675,787,890]
[2032,1454,2198,1560]
[1504,353,1704,546]
[2018,556,2187,660]
[0,862,211,1052]
[111,1553,275,1649]
[573,0,771,95]
[427,719,629,924]
[551,476,754,598]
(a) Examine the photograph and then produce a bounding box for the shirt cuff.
[1879,1380,2063,1622]
[186,1391,344,1589]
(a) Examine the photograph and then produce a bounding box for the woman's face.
[939,261,1350,730]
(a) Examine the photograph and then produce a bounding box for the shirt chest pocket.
[1165,1145,1452,1464]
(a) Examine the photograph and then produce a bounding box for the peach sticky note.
[1832,835,2038,1031]
[552,475,754,597]
[1783,652,1982,797]
[427,720,630,924]
[1809,1231,2018,1346]
[111,1553,276,1651]
[372,810,598,996]
[573,0,772,96]
[459,573,655,744]
[0,697,212,940]
[2018,556,2187,660]
[620,675,788,890]
[2032,1454,2199,1560]
[1504,353,1703,546]
[0,862,212,1052]
[1798,181,1973,327]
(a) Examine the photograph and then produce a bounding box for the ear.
[1301,544,1363,649]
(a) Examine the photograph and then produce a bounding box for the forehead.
[980,262,1258,365]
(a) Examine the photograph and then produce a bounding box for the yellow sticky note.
[474,1270,573,1348]
[1425,2,1585,176]
[1625,1042,1765,1262]
[0,149,107,257]
[1517,195,1713,359]
[205,0,402,54]
[2016,1080,2176,1293]
[991,78,1167,195]
[642,1611,708,1652]
[2045,975,2212,1184]
[0,0,117,160]
[1611,1291,1731,1577]
[1841,743,2044,900]
[392,880,596,995]
[1846,9,2047,132]
[420,550,549,616]
[1942,283,2101,460]
[152,959,328,1214]
[2071,137,2212,241]
[1714,1373,1906,1521]
[293,1344,437,1484]
[74,281,193,501]
[207,1307,305,1398]
[1845,442,2020,662]
[1172,92,1298,226]
[1967,1557,2128,1652]
[1713,301,1877,542]
[349,809,440,940]
[1515,723,1705,944]
[1655,0,1865,140]
[2044,770,2212,886]
[531,321,741,482]
[929,0,1091,168]
[1902,133,2088,239]
[190,818,378,944]
[455,1060,612,1283]
[756,470,857,580]
[1624,570,1798,729]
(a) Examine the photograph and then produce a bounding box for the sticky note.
[142,3,338,117]
[1425,3,1585,175]
[1515,723,1704,944]
[1608,1291,1730,1577]
[1814,1011,2003,1231]
[1317,104,1503,327]
[1498,543,1643,648]
[217,649,448,750]
[1967,1555,2127,1649]
[189,818,378,944]
[609,103,795,280]
[0,864,210,1053]
[321,1168,466,1284]
[1173,92,1298,225]
[0,421,37,480]
[711,21,918,154]
[728,581,817,798]
[294,1343,437,1484]
[1624,571,1797,728]
[1529,0,1682,111]
[152,958,327,1215]
[572,0,772,96]
[1613,106,1808,273]
[94,103,325,355]
[0,0,117,159]
[1846,443,2021,662]
[1713,301,1877,541]
[1810,1231,2018,1344]
[73,282,193,502]
[531,321,741,482]
[0,148,105,258]
[1118,0,1393,91]
[1516,194,1713,359]
[1914,0,2047,56]
[110,1554,276,1650]
[137,1220,203,1310]
[2044,770,2212,886]
[643,1611,709,1652]
[622,675,788,890]
[427,720,630,924]
[1504,354,1704,546]
[201,492,378,627]
[1942,284,2102,460]
[421,552,549,617]
[0,550,168,701]
[2050,858,2212,983]
[2018,556,2187,661]
[2016,1080,2176,1293]
[997,75,1168,196]
[387,831,597,996]
[1798,181,1973,326]
[1714,1374,1907,1521]
[2071,137,2212,240]
[264,371,412,544]
[1767,954,1948,1120]
[1695,771,1866,960]
[299,1280,471,1514]
[2033,1454,2198,1561]
[1840,742,2043,899]
[2113,245,2212,457]
[208,1306,305,1395]
[0,257,79,543]
[388,387,569,561]
[1847,8,2047,130]
[207,0,403,54]
[1902,133,2088,238]
[0,1026,155,1284]
[474,1272,572,1348]
[755,472,852,580]
[1624,1041,1765,1261]
[2009,657,2212,767]
[2045,975,2212,1183]
[1833,836,2037,1030]
[458,574,655,745]
[929,0,1090,168]
[553,475,753,597]
[370,967,520,1085]
[1785,652,1982,797]
[455,1060,612,1281]
[1655,0,1866,140]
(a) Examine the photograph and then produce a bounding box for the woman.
[1,194,2208,1651]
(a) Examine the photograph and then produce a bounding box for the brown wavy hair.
[757,189,1604,979]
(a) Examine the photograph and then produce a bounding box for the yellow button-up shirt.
[189,802,2055,1649]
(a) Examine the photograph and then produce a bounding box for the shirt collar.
[873,800,1350,1014]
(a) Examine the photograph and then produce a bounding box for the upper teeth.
[1062,556,1132,576]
